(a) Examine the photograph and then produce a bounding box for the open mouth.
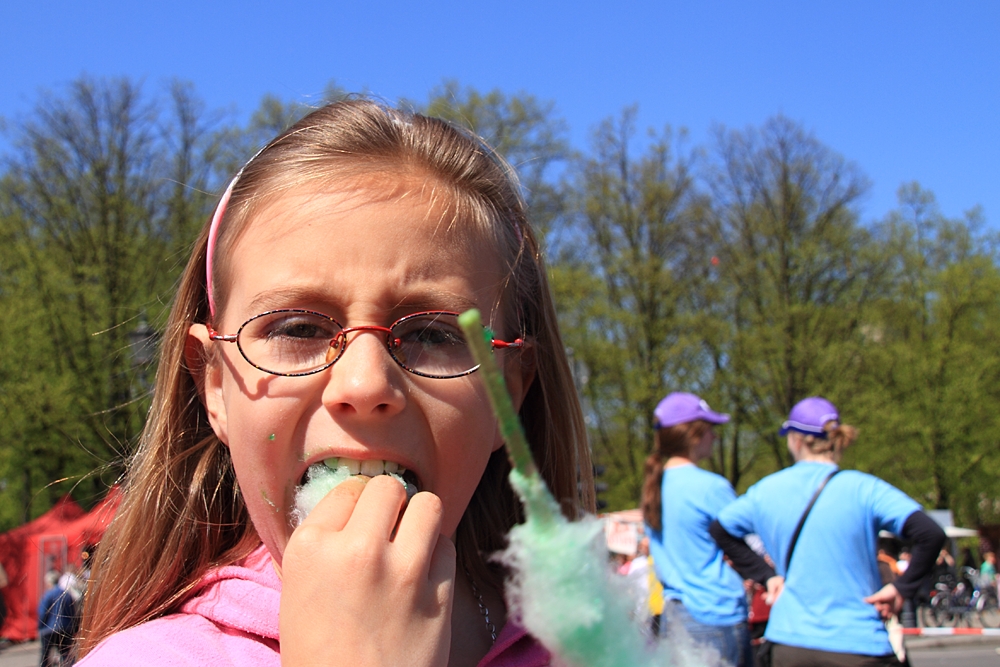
[292,458,420,526]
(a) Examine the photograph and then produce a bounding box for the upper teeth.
[324,458,405,477]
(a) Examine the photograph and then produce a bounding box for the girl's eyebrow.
[246,287,333,314]
[245,287,483,317]
[392,289,481,314]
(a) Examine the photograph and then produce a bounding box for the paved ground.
[910,644,1000,667]
[0,640,38,667]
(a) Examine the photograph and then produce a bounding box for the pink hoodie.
[77,544,550,667]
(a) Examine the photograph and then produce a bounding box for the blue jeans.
[660,600,752,667]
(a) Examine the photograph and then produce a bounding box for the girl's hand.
[278,475,456,667]
[864,583,903,619]
[764,575,784,605]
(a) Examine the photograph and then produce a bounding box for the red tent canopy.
[59,487,120,569]
[0,488,120,641]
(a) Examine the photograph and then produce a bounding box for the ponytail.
[640,420,710,531]
[800,421,858,461]
[641,452,666,531]
[825,423,858,459]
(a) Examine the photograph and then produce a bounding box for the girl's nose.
[321,329,406,418]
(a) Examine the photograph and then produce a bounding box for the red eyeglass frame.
[206,309,524,379]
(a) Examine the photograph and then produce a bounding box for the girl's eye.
[252,313,339,341]
[270,320,327,339]
[240,311,341,375]
[389,314,473,376]
[394,318,465,347]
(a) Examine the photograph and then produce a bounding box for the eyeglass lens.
[236,310,479,378]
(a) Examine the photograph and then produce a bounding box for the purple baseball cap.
[779,396,840,437]
[653,392,730,429]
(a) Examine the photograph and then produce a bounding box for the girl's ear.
[496,343,537,452]
[186,324,230,446]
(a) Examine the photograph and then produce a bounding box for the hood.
[174,543,548,667]
[180,543,280,640]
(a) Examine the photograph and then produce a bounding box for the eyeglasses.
[207,309,523,379]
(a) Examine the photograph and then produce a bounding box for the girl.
[710,397,946,667]
[640,392,750,667]
[75,99,593,667]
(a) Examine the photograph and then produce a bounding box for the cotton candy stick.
[457,310,712,667]
[456,310,556,525]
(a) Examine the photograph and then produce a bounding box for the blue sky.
[2,1,997,227]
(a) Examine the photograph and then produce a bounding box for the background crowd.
[604,391,1000,667]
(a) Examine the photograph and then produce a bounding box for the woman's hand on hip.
[764,575,784,605]
[864,583,903,619]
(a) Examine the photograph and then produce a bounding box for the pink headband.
[206,141,270,319]
[205,176,237,319]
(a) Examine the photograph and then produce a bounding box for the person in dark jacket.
[38,570,77,667]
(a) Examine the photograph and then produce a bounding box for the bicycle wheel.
[978,591,1000,628]
[918,603,938,628]
[931,595,957,627]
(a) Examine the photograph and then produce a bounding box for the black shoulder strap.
[785,469,840,572]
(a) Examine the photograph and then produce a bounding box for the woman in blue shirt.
[711,397,946,667]
[642,392,750,667]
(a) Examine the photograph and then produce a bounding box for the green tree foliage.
[0,78,220,523]
[843,184,1000,526]
[2,77,997,528]
[551,112,999,516]
[702,117,886,486]
[549,108,705,509]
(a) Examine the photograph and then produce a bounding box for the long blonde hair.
[78,99,593,656]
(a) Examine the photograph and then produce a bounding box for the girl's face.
[692,425,715,462]
[189,177,531,564]
[786,433,802,460]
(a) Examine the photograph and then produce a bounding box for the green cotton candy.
[499,470,716,667]
[458,309,717,667]
[292,464,353,526]
[291,463,405,526]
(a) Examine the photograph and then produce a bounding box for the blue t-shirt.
[646,464,746,626]
[717,461,921,656]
